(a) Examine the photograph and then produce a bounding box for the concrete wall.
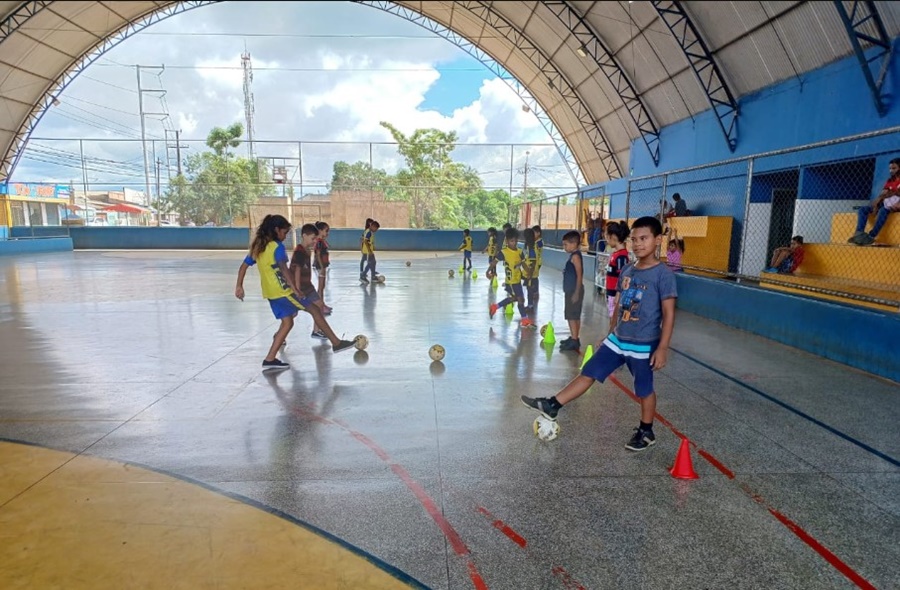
[539,247,898,384]
[0,237,73,255]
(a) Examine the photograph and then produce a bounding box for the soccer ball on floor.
[374,274,386,283]
[429,344,445,362]
[354,334,369,350]
[533,416,560,442]
[540,324,549,337]
[406,260,411,267]
[448,269,455,278]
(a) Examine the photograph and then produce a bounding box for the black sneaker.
[560,338,580,351]
[625,428,656,451]
[311,329,328,340]
[359,274,369,284]
[520,395,560,420]
[262,358,290,371]
[333,339,355,354]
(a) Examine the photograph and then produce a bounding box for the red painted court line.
[290,405,488,590]
[476,506,527,548]
[551,565,588,590]
[605,375,875,590]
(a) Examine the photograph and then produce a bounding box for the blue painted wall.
[674,274,899,384]
[539,247,898,384]
[0,237,73,256]
[628,41,900,175]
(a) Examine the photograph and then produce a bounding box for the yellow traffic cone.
[542,321,556,345]
[491,276,498,289]
[580,344,594,369]
[472,269,478,279]
[505,303,514,317]
[459,264,464,273]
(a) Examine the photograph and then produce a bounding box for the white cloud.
[14,1,576,193]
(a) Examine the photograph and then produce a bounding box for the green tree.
[167,124,272,225]
[330,161,391,193]
[380,122,478,228]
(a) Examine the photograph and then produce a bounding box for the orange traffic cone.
[669,438,699,480]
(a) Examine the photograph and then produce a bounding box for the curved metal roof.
[1,1,899,185]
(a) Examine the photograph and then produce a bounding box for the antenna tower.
[241,48,256,158]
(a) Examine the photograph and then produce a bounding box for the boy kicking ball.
[521,216,677,451]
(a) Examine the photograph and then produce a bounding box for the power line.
[93,64,488,72]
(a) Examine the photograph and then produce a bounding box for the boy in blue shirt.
[522,216,677,451]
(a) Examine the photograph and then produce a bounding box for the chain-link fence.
[606,128,900,311]
[12,138,578,232]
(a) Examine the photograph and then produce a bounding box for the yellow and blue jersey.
[523,244,539,279]
[361,229,375,255]
[486,235,497,257]
[498,245,525,284]
[244,241,292,300]
[459,235,473,252]
[535,238,543,272]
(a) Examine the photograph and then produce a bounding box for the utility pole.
[136,64,169,206]
[155,157,162,227]
[137,66,150,207]
[165,129,186,178]
[242,48,256,158]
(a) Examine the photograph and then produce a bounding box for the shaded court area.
[0,250,897,590]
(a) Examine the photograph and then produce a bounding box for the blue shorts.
[505,282,525,300]
[464,250,472,260]
[580,334,659,398]
[268,294,311,319]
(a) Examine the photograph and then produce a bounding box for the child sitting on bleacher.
[765,236,805,274]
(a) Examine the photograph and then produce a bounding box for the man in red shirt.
[849,158,900,246]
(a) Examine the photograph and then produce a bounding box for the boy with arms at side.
[361,220,381,283]
[483,227,499,278]
[458,228,473,271]
[557,231,584,351]
[314,221,332,314]
[489,228,534,327]
[522,228,539,313]
[522,216,677,451]
[359,218,373,284]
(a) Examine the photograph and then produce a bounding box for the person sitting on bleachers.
[765,236,805,274]
[849,158,900,246]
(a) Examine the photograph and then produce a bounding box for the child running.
[522,216,677,451]
[235,215,355,370]
[489,227,534,327]
[484,227,499,279]
[292,223,332,340]
[522,227,539,313]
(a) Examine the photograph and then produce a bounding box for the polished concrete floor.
[0,250,897,590]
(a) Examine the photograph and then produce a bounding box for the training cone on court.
[580,344,594,369]
[491,277,498,289]
[505,303,514,317]
[543,322,556,345]
[669,438,700,480]
[459,265,464,273]
[472,269,478,279]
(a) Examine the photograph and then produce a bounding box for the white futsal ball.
[429,344,445,362]
[533,416,560,442]
[448,269,455,278]
[354,334,369,350]
[406,260,411,267]
[375,274,386,283]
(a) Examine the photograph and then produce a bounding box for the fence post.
[737,158,754,281]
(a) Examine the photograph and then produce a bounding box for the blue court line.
[670,348,900,468]
[0,437,431,590]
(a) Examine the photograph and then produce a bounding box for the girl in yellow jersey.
[235,215,355,370]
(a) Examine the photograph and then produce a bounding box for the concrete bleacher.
[760,209,900,312]
[663,216,733,276]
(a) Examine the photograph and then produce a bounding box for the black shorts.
[564,286,584,320]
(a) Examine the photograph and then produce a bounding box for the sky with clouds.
[15,1,578,197]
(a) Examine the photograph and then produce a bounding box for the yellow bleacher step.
[794,243,900,286]
[830,212,900,245]
[760,272,899,312]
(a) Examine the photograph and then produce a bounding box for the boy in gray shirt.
[522,216,678,451]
